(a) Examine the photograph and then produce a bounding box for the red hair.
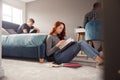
[49,21,66,40]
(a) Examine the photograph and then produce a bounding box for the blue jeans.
[54,40,100,64]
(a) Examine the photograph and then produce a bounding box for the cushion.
[6,29,17,34]
[1,28,9,35]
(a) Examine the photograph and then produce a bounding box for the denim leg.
[77,40,99,59]
[54,40,100,64]
[54,43,81,64]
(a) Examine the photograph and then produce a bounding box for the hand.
[23,29,28,33]
[56,40,65,47]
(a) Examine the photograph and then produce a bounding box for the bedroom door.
[103,0,120,80]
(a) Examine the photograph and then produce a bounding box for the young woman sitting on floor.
[46,21,103,65]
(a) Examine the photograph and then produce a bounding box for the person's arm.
[46,36,60,56]
[22,24,28,33]
[83,14,88,28]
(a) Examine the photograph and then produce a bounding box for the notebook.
[58,38,76,52]
[63,63,81,68]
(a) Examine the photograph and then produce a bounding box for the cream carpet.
[1,58,103,80]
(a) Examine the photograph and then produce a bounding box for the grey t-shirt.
[46,35,60,57]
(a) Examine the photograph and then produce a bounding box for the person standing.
[83,2,103,52]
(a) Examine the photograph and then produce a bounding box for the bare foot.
[94,56,103,64]
[99,51,104,59]
[39,58,44,63]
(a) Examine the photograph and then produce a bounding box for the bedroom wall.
[2,0,26,23]
[26,0,97,40]
[0,0,4,78]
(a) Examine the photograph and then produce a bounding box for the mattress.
[2,33,47,47]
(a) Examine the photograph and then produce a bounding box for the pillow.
[1,28,9,35]
[6,29,17,34]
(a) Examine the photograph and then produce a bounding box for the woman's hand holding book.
[56,40,65,47]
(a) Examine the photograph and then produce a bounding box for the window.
[2,3,22,24]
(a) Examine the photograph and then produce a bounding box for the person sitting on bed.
[46,21,103,66]
[17,18,40,33]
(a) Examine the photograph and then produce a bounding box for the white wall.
[0,0,4,78]
[2,0,26,23]
[27,0,97,40]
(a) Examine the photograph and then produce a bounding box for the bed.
[2,33,47,61]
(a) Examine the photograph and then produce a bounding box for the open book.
[59,38,76,52]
